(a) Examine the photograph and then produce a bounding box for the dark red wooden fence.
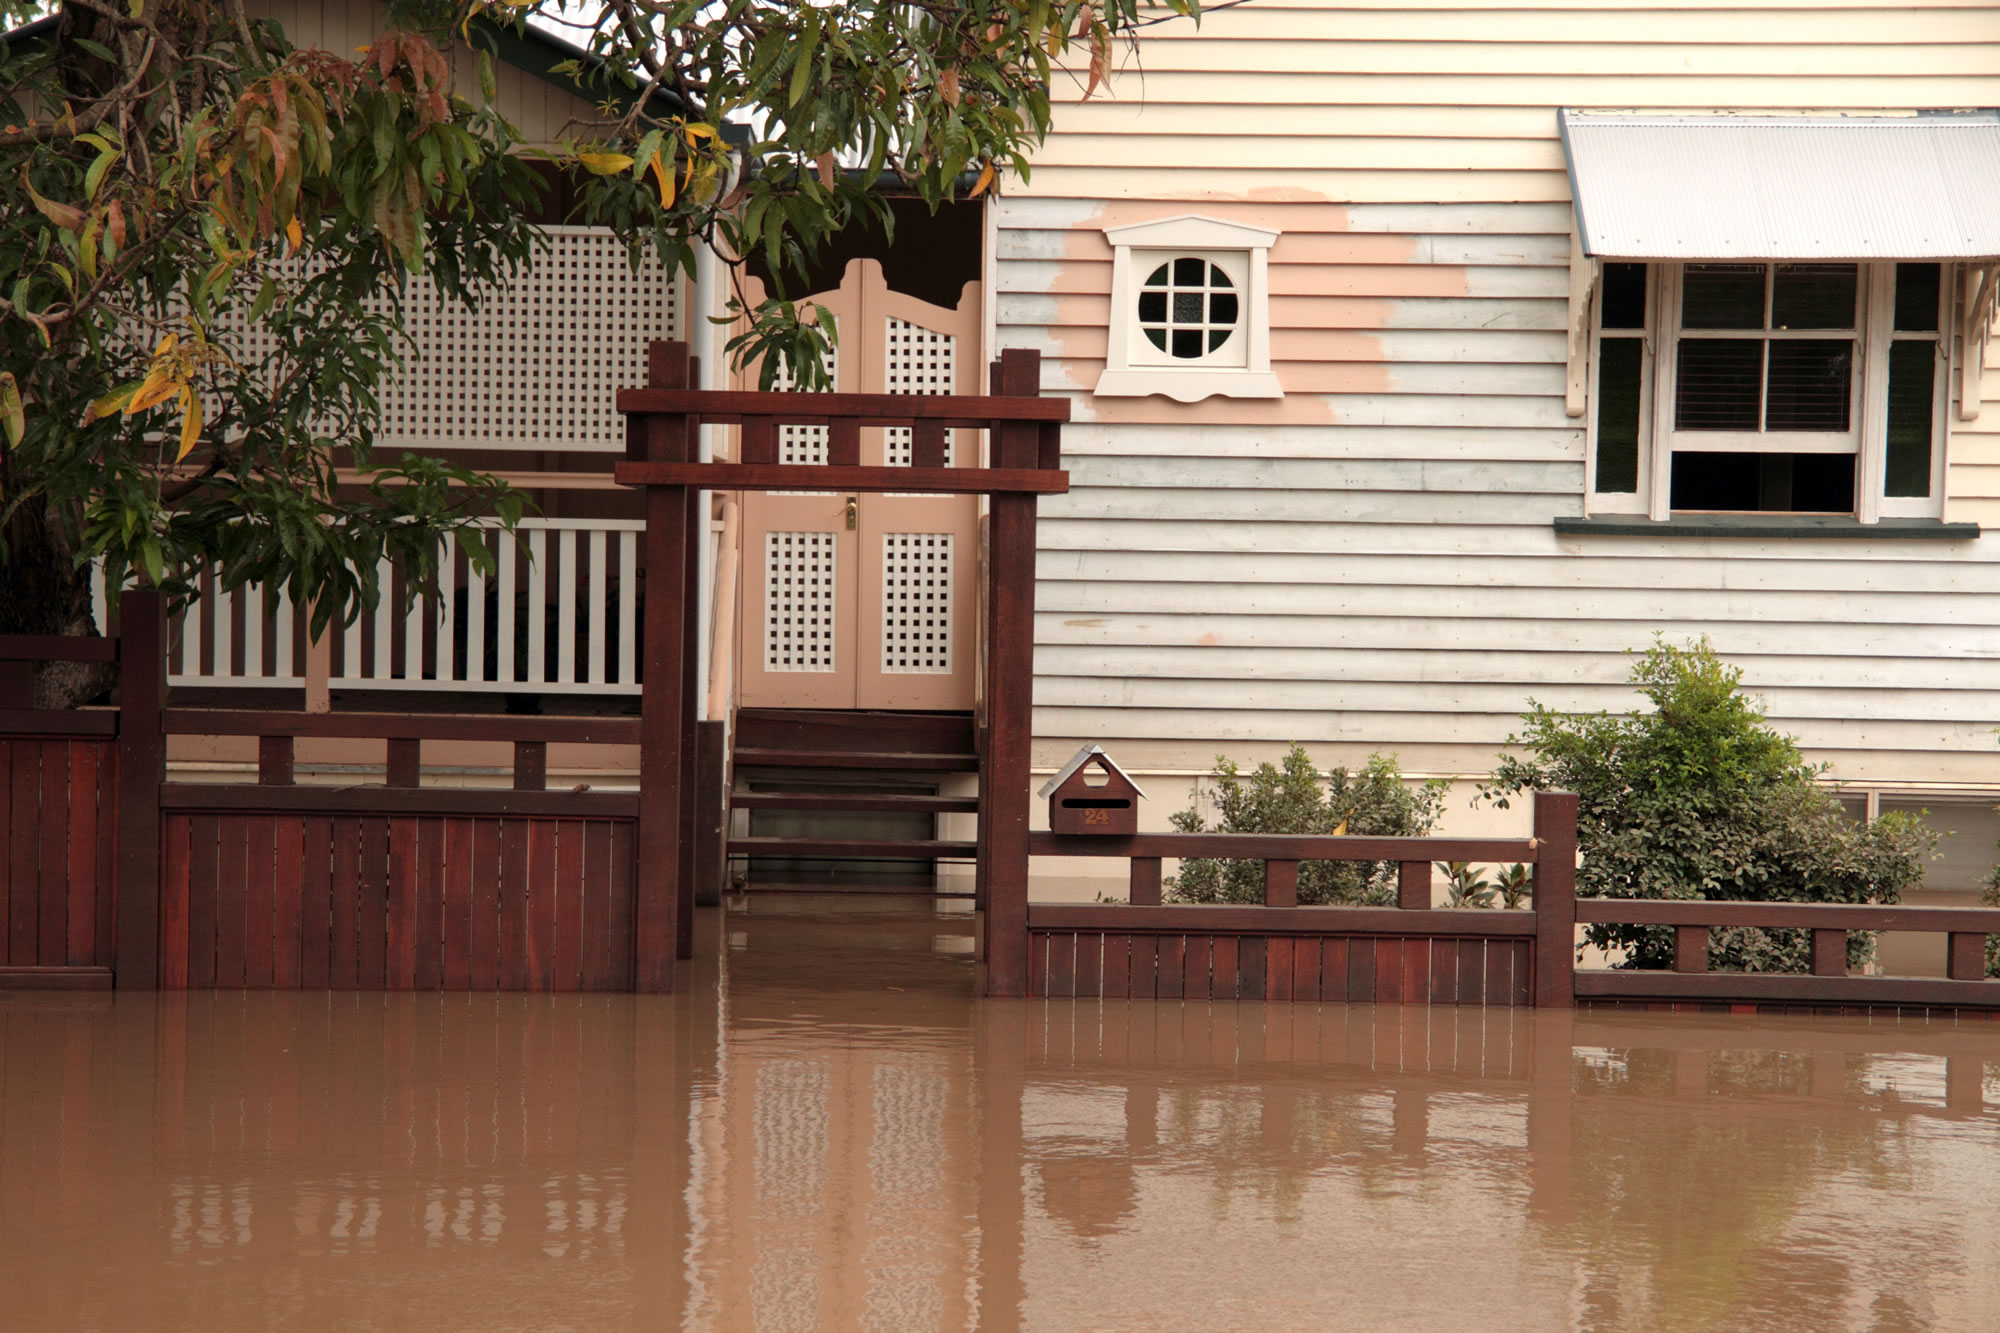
[1027,791,1575,1006]
[155,713,641,992]
[0,634,126,989]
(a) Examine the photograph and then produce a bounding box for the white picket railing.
[128,517,646,695]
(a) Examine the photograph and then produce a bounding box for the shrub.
[1168,745,1448,906]
[1483,638,1936,972]
[1984,851,2000,978]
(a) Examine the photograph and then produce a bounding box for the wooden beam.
[614,387,1070,423]
[162,709,641,745]
[613,462,1068,495]
[0,635,120,663]
[1575,970,2000,1008]
[1029,831,1539,861]
[1026,903,1538,937]
[1576,899,2000,933]
[160,784,638,818]
[1532,791,1578,1009]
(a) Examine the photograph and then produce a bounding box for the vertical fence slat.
[555,529,578,687]
[528,819,558,989]
[554,820,585,991]
[470,819,501,990]
[617,531,638,686]
[415,817,443,990]
[1102,932,1130,998]
[215,815,249,988]
[35,741,68,964]
[358,817,389,989]
[526,529,547,685]
[442,818,473,990]
[160,814,191,988]
[499,820,529,989]
[387,817,418,989]
[211,577,233,682]
[436,537,456,685]
[299,818,332,989]
[244,816,276,987]
[273,586,294,678]
[66,743,98,966]
[373,556,394,682]
[587,530,608,685]
[9,741,37,964]
[187,815,219,989]
[466,538,487,684]
[496,532,518,685]
[273,817,303,988]
[329,817,360,988]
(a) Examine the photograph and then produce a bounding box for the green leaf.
[477,48,498,101]
[0,372,23,447]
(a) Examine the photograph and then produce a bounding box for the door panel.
[736,260,980,711]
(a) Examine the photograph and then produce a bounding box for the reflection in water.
[2,893,1998,1330]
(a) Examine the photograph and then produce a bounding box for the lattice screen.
[764,532,840,672]
[205,227,677,452]
[880,533,953,673]
[773,331,838,465]
[883,317,956,466]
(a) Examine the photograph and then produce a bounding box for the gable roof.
[1037,744,1147,799]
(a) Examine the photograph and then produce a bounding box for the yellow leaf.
[939,67,961,107]
[0,372,23,447]
[124,367,178,416]
[815,151,835,191]
[682,122,721,143]
[85,382,139,422]
[1332,818,1349,837]
[576,151,635,176]
[970,161,997,198]
[649,151,676,209]
[153,332,178,359]
[285,215,303,254]
[176,387,202,460]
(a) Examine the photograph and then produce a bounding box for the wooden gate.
[736,260,982,711]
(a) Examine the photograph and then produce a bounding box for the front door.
[737,260,981,711]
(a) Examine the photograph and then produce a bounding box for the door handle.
[844,496,857,531]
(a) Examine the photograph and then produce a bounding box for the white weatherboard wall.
[999,0,2000,791]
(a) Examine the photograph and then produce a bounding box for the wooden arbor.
[614,342,1068,995]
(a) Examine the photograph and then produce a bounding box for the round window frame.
[1125,248,1252,370]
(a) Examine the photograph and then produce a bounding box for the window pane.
[1173,257,1205,285]
[1138,291,1166,322]
[1144,264,1170,288]
[1171,329,1202,358]
[1601,263,1647,329]
[1143,327,1167,351]
[1172,291,1203,322]
[1765,339,1852,432]
[1885,339,1936,497]
[1209,292,1238,325]
[1894,263,1941,332]
[1672,452,1854,513]
[1209,268,1233,290]
[1676,339,1762,429]
[1207,328,1232,352]
[1682,264,1764,329]
[1771,263,1857,329]
[1594,337,1643,493]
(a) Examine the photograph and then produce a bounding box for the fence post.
[982,348,1041,997]
[1532,791,1578,1009]
[633,340,692,993]
[115,588,167,988]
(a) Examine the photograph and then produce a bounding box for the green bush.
[1483,638,1936,972]
[1983,852,2000,978]
[1167,746,1447,906]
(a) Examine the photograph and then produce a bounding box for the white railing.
[138,517,647,695]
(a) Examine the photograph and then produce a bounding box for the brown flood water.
[4,893,2000,1332]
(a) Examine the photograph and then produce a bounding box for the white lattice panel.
[764,531,839,672]
[883,317,955,467]
[880,533,952,673]
[770,336,837,491]
[207,228,677,453]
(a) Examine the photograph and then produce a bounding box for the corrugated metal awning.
[1558,111,2000,260]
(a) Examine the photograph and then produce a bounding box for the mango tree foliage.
[0,0,1190,693]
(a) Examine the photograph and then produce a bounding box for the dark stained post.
[258,735,295,786]
[1264,860,1298,908]
[678,354,704,960]
[983,348,1041,996]
[694,719,727,906]
[1397,859,1429,910]
[1674,925,1709,972]
[1532,791,1578,1009]
[115,588,167,988]
[1812,928,1848,976]
[634,341,692,993]
[1946,932,1986,982]
[513,740,547,791]
[1128,856,1162,906]
[385,737,421,787]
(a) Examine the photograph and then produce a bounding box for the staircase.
[726,709,981,895]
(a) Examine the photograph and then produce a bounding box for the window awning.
[1558,111,2000,260]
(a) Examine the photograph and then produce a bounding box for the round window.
[1138,258,1239,359]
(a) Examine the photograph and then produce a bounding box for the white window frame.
[1096,214,1281,401]
[1586,260,1950,521]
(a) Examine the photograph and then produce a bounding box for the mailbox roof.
[1038,744,1147,799]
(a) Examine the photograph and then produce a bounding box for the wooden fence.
[1027,791,1577,1006]
[156,711,641,992]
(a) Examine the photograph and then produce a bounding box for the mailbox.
[1039,744,1145,835]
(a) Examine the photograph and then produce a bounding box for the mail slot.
[1039,744,1145,836]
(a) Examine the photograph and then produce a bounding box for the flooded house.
[185,2,2000,897]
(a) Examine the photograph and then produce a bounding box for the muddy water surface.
[4,894,1999,1331]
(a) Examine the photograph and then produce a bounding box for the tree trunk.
[0,501,114,709]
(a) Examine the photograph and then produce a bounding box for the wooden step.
[729,837,979,860]
[733,748,979,773]
[736,708,975,756]
[732,792,981,814]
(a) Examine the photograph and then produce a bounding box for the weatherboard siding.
[1000,2,2000,785]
